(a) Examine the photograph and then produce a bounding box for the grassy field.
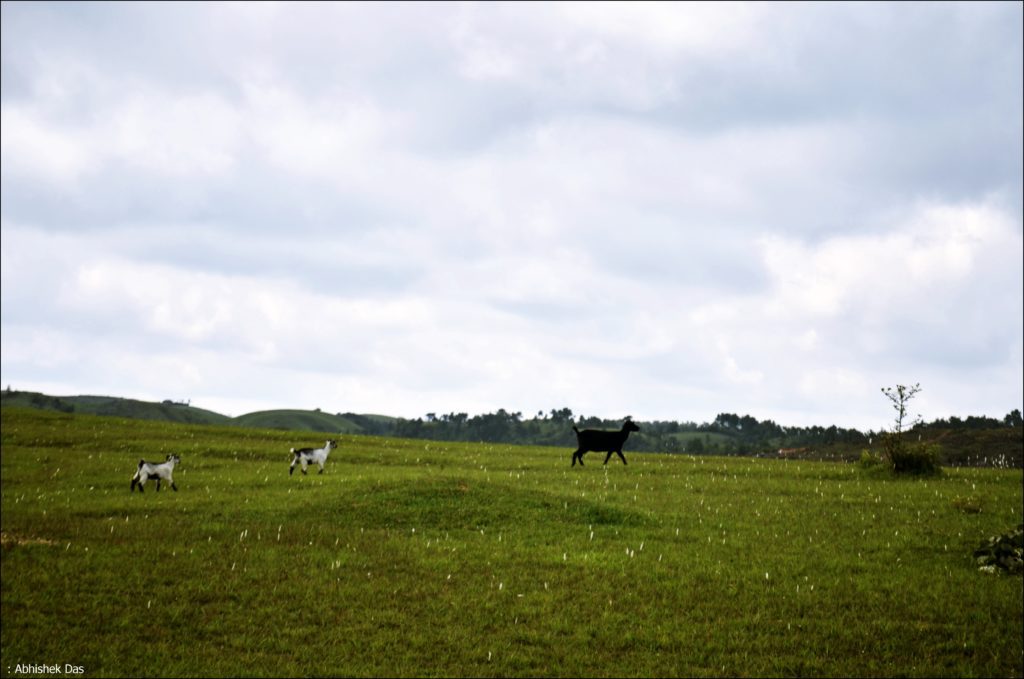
[1,407,1021,678]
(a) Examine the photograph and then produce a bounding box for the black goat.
[571,420,640,467]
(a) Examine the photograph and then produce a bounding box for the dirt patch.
[1,532,60,548]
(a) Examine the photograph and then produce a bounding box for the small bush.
[859,450,884,469]
[881,433,941,476]
[974,524,1024,575]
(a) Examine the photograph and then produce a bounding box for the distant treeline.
[344,407,1023,463]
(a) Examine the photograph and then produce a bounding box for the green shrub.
[881,433,942,476]
[974,524,1024,575]
[859,449,884,468]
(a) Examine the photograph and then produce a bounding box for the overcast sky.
[2,2,1022,430]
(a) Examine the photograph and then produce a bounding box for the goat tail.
[137,459,145,469]
[572,425,580,435]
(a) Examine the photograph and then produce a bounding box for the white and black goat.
[289,439,337,476]
[571,420,640,467]
[131,454,181,492]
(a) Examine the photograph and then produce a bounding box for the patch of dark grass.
[284,477,650,532]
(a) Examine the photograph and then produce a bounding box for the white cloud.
[558,1,762,58]
[759,201,1021,323]
[1,105,95,183]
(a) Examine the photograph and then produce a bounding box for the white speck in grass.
[499,582,503,590]
[147,600,152,609]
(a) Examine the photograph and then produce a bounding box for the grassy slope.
[1,407,1022,678]
[232,409,365,434]
[0,391,376,435]
[0,392,231,426]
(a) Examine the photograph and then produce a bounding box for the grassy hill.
[233,409,366,434]
[0,390,231,425]
[0,390,391,436]
[929,426,1023,467]
[1,407,1021,677]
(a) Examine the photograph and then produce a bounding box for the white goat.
[131,454,181,492]
[289,439,337,476]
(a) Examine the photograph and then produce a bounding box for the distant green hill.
[0,391,230,425]
[0,390,392,437]
[233,409,366,434]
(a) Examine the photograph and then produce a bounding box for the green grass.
[2,407,1022,678]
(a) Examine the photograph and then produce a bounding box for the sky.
[2,1,1022,431]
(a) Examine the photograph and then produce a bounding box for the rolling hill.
[0,390,390,435]
[233,409,368,434]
